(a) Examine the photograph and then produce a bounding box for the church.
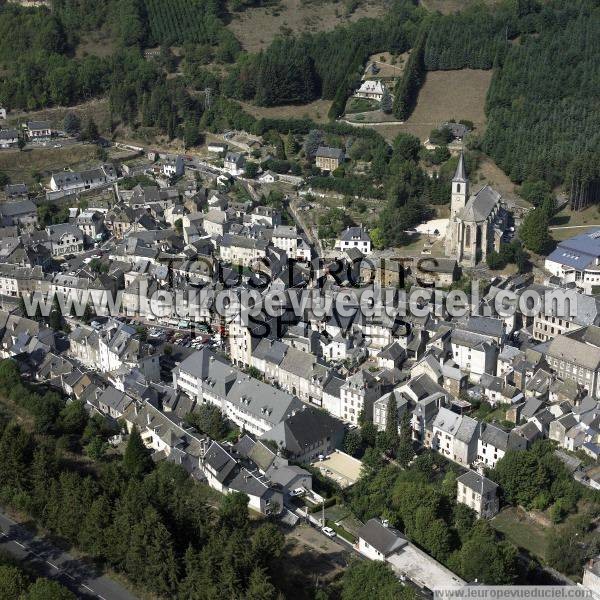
[445,153,507,267]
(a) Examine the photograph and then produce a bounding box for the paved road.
[0,512,138,600]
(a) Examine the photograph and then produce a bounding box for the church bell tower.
[450,152,468,218]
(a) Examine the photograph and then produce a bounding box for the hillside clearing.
[6,98,112,134]
[375,69,493,142]
[550,205,600,241]
[227,0,386,52]
[238,99,332,123]
[419,0,503,14]
[0,145,99,187]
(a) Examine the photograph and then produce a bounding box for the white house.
[335,226,371,254]
[272,225,299,257]
[431,407,480,466]
[26,121,52,140]
[162,154,185,178]
[355,80,388,102]
[456,471,499,519]
[477,423,526,469]
[224,152,246,176]
[450,328,498,382]
[259,170,278,184]
[45,223,85,256]
[173,348,304,437]
[357,518,408,561]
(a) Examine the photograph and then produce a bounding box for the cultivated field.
[0,144,99,187]
[238,99,332,123]
[375,69,493,142]
[227,0,387,52]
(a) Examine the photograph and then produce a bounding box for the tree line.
[0,359,286,599]
[392,23,429,120]
[221,1,419,111]
[349,449,519,584]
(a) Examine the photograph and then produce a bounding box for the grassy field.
[474,156,525,208]
[375,69,493,142]
[419,0,503,14]
[75,31,117,59]
[492,507,549,561]
[227,0,386,52]
[0,144,99,187]
[550,205,600,241]
[239,99,332,123]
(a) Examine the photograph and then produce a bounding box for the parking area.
[311,450,363,488]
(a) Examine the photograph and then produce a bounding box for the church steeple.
[450,151,469,217]
[453,151,467,183]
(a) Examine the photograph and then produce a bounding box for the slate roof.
[378,341,406,362]
[546,328,600,370]
[339,226,370,242]
[203,441,237,483]
[178,349,303,428]
[0,199,36,217]
[433,407,462,435]
[465,316,504,339]
[459,185,501,222]
[520,397,544,419]
[0,129,18,140]
[453,152,467,183]
[46,223,84,242]
[228,468,272,499]
[316,146,344,160]
[27,121,51,131]
[451,329,493,351]
[457,471,498,495]
[260,406,345,456]
[357,519,407,556]
[51,171,84,188]
[221,233,268,251]
[455,414,479,444]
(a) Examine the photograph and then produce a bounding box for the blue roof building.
[545,228,600,293]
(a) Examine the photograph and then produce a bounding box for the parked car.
[321,526,336,538]
[289,488,305,497]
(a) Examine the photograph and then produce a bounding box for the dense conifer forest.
[0,0,598,195]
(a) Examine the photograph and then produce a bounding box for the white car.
[289,488,304,497]
[321,526,336,538]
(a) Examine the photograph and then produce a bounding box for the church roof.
[453,152,467,183]
[458,185,501,222]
